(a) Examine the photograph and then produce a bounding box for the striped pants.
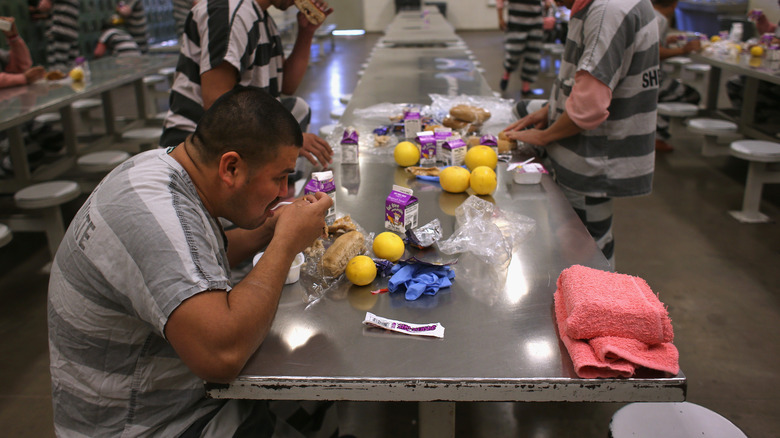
[503,4,544,83]
[559,185,615,269]
[46,35,79,72]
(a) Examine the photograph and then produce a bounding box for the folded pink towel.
[554,277,680,378]
[557,265,673,345]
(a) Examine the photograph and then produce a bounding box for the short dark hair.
[190,86,303,166]
[652,0,678,8]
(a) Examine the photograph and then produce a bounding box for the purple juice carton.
[305,170,336,223]
[479,134,499,155]
[434,127,453,163]
[341,127,359,164]
[417,131,437,166]
[403,107,422,139]
[385,185,419,232]
[441,137,467,167]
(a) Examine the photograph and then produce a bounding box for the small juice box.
[434,127,453,163]
[479,134,499,155]
[441,137,467,167]
[341,127,359,164]
[385,185,419,232]
[305,170,336,222]
[417,131,437,166]
[403,108,422,139]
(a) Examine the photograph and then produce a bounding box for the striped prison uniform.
[122,0,150,53]
[49,149,339,437]
[161,0,311,148]
[173,0,195,37]
[97,27,142,57]
[546,0,659,265]
[45,0,80,71]
[500,0,544,84]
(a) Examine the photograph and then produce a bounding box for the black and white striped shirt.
[122,0,150,53]
[161,0,284,147]
[547,0,659,197]
[98,27,142,57]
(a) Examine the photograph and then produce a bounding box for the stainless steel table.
[206,31,686,438]
[382,7,461,46]
[0,54,177,193]
[690,52,780,141]
[345,45,492,123]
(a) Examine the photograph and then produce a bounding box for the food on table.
[374,135,391,147]
[327,215,357,236]
[466,135,481,147]
[710,35,721,42]
[424,124,443,132]
[464,145,498,170]
[46,70,66,80]
[372,232,405,262]
[750,45,764,57]
[304,238,325,258]
[394,141,420,167]
[345,255,377,286]
[439,166,471,193]
[69,67,84,81]
[322,230,365,277]
[449,104,491,124]
[404,166,440,177]
[294,0,328,25]
[497,131,517,152]
[470,166,497,195]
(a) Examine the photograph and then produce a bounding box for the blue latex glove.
[388,263,455,300]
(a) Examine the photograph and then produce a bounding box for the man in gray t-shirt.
[48,86,334,437]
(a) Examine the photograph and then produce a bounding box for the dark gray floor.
[1,31,778,438]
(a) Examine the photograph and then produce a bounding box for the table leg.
[101,90,117,138]
[419,401,455,438]
[59,105,78,157]
[740,76,759,130]
[704,65,720,111]
[7,126,32,183]
[134,79,148,121]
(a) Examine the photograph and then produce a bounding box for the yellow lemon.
[439,166,471,193]
[69,67,84,81]
[394,141,420,167]
[464,145,498,170]
[710,35,721,42]
[373,232,405,262]
[470,166,497,195]
[345,255,377,286]
[750,45,764,57]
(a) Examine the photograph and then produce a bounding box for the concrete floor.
[1,30,779,437]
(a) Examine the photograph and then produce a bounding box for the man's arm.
[201,61,239,110]
[165,194,332,383]
[281,10,331,95]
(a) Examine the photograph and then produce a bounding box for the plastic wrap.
[437,195,535,266]
[429,94,516,135]
[299,213,373,304]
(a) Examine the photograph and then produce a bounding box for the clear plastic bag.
[428,93,516,134]
[437,195,535,266]
[299,213,373,304]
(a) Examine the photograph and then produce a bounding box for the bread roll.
[295,0,327,25]
[449,104,491,124]
[322,231,365,277]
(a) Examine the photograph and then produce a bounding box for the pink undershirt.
[566,70,612,130]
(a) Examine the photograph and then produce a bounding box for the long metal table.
[0,54,177,193]
[690,52,780,141]
[207,26,686,438]
[382,7,461,46]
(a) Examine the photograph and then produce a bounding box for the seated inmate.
[48,86,335,437]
